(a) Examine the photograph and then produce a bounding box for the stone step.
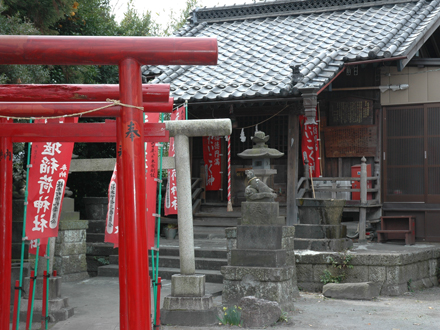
[86,233,105,243]
[87,220,107,233]
[86,242,118,256]
[98,265,223,283]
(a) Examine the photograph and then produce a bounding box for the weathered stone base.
[239,201,282,225]
[161,274,217,326]
[221,265,296,311]
[295,244,440,295]
[294,237,353,251]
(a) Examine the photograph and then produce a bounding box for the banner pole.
[17,134,33,330]
[153,112,165,326]
[45,242,50,329]
[28,240,40,329]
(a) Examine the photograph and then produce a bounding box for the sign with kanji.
[145,112,160,249]
[105,165,119,248]
[299,112,321,177]
[25,118,77,240]
[164,106,185,216]
[202,136,222,191]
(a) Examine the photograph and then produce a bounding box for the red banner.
[164,106,185,216]
[105,165,119,248]
[145,112,160,249]
[28,237,48,257]
[299,111,321,178]
[25,118,77,240]
[202,136,222,191]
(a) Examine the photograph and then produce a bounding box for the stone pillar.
[359,156,368,244]
[161,119,231,326]
[299,87,319,125]
[174,134,195,275]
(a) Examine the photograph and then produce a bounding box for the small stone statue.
[245,170,277,202]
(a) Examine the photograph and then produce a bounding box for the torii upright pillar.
[0,35,217,330]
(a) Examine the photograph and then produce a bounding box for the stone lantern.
[237,131,283,184]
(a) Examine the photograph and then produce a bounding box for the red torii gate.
[0,35,217,330]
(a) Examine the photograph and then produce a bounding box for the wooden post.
[287,111,299,225]
[359,156,367,244]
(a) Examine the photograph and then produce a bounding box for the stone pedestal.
[161,274,217,326]
[222,202,298,311]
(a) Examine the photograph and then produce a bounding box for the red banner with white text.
[25,118,77,241]
[299,111,321,177]
[202,136,222,191]
[164,106,185,216]
[145,112,160,249]
[105,165,119,248]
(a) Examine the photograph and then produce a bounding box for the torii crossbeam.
[0,35,217,330]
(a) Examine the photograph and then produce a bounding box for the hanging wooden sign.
[324,125,377,158]
[329,98,373,126]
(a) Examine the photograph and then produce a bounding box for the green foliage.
[0,3,50,83]
[277,309,289,323]
[407,279,413,292]
[3,0,74,33]
[119,0,159,36]
[320,253,354,285]
[93,256,110,265]
[217,305,242,326]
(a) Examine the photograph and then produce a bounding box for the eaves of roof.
[143,0,440,104]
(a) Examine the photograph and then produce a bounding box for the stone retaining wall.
[295,246,440,295]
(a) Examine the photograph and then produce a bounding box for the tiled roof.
[143,0,440,103]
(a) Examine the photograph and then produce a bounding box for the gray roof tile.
[144,0,440,102]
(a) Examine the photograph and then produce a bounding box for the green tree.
[2,0,76,34]
[0,2,50,83]
[160,0,199,36]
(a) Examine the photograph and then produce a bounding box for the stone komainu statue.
[244,170,277,202]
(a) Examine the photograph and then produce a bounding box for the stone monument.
[221,169,298,311]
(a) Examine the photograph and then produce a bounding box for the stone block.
[429,259,438,277]
[240,202,280,225]
[240,296,281,328]
[54,254,87,275]
[380,283,407,296]
[86,242,118,256]
[59,272,89,282]
[417,260,429,281]
[161,308,217,326]
[222,266,295,282]
[171,274,205,297]
[282,226,295,238]
[237,225,283,250]
[58,220,88,231]
[282,237,295,250]
[344,265,369,282]
[222,278,295,311]
[55,229,86,244]
[87,220,106,233]
[322,282,381,300]
[231,249,286,267]
[295,264,313,282]
[285,250,296,266]
[59,211,80,221]
[225,227,237,239]
[54,242,86,257]
[368,266,386,283]
[163,295,213,310]
[313,264,329,283]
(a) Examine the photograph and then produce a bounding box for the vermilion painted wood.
[0,36,218,66]
[119,58,151,330]
[0,120,12,329]
[0,98,174,117]
[116,118,128,330]
[0,122,168,143]
[0,84,170,103]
